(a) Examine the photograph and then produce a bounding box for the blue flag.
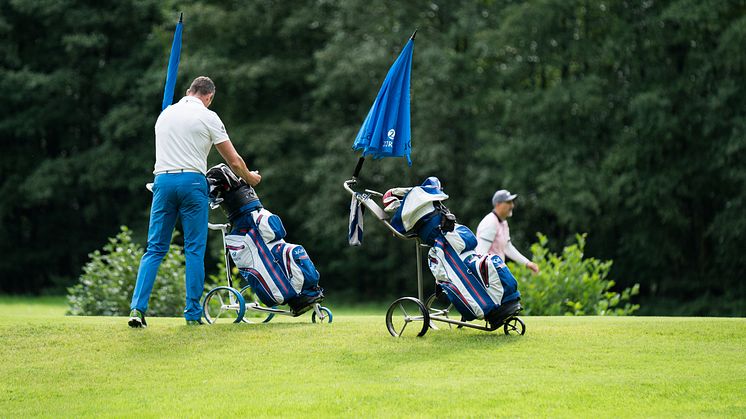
[161,14,183,111]
[352,36,414,165]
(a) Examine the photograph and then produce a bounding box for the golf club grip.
[353,157,365,178]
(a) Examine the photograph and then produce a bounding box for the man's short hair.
[188,76,215,96]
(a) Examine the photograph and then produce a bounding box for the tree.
[1,0,743,315]
[0,0,165,292]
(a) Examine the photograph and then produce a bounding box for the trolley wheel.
[385,297,430,337]
[311,306,333,323]
[503,317,526,336]
[424,292,454,329]
[239,285,275,324]
[203,286,246,324]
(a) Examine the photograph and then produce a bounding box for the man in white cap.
[475,189,540,274]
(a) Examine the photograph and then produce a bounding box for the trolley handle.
[343,178,357,195]
[343,179,385,198]
[364,189,384,197]
[343,179,416,242]
[208,223,230,231]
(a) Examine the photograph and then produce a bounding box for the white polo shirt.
[153,96,230,175]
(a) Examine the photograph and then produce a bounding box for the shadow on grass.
[424,324,525,345]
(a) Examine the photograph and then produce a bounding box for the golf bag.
[387,177,520,321]
[207,164,323,308]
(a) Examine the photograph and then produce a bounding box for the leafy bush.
[206,261,238,291]
[67,226,186,316]
[509,233,640,316]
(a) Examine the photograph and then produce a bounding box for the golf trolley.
[201,222,333,324]
[344,179,525,337]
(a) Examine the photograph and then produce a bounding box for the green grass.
[1,297,744,418]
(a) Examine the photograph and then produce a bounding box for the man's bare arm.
[215,140,261,186]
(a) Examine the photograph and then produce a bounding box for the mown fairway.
[1,297,744,418]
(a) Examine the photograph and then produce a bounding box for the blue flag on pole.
[161,13,183,111]
[352,35,415,165]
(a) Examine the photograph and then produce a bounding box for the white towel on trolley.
[348,194,365,246]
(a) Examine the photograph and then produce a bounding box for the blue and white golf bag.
[388,177,520,321]
[207,164,322,308]
[225,209,322,307]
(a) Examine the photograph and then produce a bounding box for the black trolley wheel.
[385,297,430,337]
[503,316,526,336]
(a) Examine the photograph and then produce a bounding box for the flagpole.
[352,156,365,179]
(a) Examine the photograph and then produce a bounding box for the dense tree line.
[1,0,743,314]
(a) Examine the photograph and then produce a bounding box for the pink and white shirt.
[475,212,530,265]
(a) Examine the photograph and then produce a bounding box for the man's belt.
[154,169,203,175]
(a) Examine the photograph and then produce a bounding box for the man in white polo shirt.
[475,189,540,274]
[129,76,261,327]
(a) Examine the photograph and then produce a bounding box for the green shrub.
[206,261,237,291]
[67,226,187,316]
[508,233,640,316]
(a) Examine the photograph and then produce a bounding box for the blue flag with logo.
[161,13,183,111]
[352,35,414,165]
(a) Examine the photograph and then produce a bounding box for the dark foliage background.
[1,0,744,315]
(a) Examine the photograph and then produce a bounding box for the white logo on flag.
[388,129,396,140]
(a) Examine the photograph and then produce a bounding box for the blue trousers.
[130,172,208,320]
